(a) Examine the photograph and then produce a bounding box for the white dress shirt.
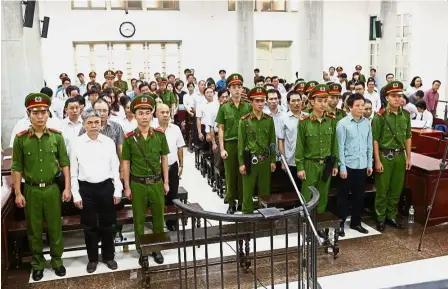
[9,116,63,147]
[364,90,382,113]
[417,110,434,128]
[197,101,216,128]
[70,133,123,202]
[109,106,126,124]
[192,93,206,113]
[157,123,185,166]
[183,93,195,112]
[404,102,418,119]
[202,101,220,133]
[330,75,339,83]
[61,117,83,154]
[121,117,138,134]
[50,97,65,119]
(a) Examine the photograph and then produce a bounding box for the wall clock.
[119,21,136,38]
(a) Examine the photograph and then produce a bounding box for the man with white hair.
[70,108,122,273]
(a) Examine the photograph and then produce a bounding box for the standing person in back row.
[424,80,441,116]
[122,95,170,266]
[12,93,71,281]
[372,81,412,232]
[216,73,252,214]
[295,84,339,213]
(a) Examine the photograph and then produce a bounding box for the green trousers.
[374,153,406,221]
[131,181,165,255]
[223,141,243,206]
[24,183,63,270]
[301,160,331,213]
[242,161,271,214]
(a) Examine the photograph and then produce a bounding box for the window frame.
[228,0,294,12]
[256,40,292,77]
[71,0,179,10]
[71,0,107,10]
[394,13,411,84]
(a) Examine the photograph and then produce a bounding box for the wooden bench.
[7,201,200,268]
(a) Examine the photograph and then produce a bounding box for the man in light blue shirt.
[336,93,373,237]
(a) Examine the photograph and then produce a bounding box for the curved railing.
[162,186,322,289]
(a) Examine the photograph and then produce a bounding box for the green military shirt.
[295,113,338,171]
[237,112,276,165]
[114,80,128,92]
[160,90,177,107]
[11,127,69,183]
[216,99,252,141]
[359,74,367,83]
[331,109,347,123]
[122,128,170,176]
[372,105,411,150]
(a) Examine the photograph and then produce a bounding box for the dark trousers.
[79,179,116,262]
[288,166,302,191]
[165,162,179,228]
[337,168,367,226]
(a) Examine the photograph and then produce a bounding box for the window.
[395,13,411,84]
[256,41,292,78]
[73,42,182,83]
[228,0,295,12]
[369,41,380,71]
[72,0,178,10]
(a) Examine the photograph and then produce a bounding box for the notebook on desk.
[411,119,430,129]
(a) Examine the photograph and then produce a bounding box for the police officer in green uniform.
[114,70,129,92]
[372,81,412,232]
[238,87,276,214]
[295,84,339,213]
[303,81,318,114]
[12,93,71,281]
[241,87,250,102]
[327,83,347,122]
[122,95,170,266]
[216,73,252,214]
[355,65,367,83]
[293,81,307,112]
[88,71,102,91]
[157,77,177,117]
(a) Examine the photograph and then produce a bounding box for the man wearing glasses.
[12,93,71,281]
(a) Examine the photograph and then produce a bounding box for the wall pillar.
[236,0,254,84]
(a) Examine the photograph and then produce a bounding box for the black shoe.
[139,255,149,268]
[104,260,118,270]
[338,222,346,237]
[350,224,369,234]
[53,265,66,277]
[237,203,242,212]
[86,261,98,273]
[227,205,236,214]
[32,269,44,281]
[152,252,164,264]
[317,229,326,239]
[386,218,404,229]
[376,221,385,232]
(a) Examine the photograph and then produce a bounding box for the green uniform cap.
[384,81,404,95]
[104,70,115,78]
[328,83,342,96]
[157,77,168,83]
[242,87,250,96]
[131,94,156,113]
[25,93,52,110]
[227,73,243,86]
[294,81,306,92]
[304,81,319,94]
[308,84,329,99]
[248,87,267,99]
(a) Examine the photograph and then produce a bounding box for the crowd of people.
[8,65,443,282]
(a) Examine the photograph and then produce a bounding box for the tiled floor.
[3,149,448,288]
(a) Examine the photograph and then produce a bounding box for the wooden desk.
[1,176,14,288]
[411,128,443,140]
[406,152,448,226]
[1,148,12,176]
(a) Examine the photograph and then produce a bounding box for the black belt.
[251,154,269,164]
[305,158,326,165]
[78,178,112,186]
[131,175,162,185]
[25,179,56,188]
[381,148,404,160]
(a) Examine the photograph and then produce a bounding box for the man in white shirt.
[55,77,71,101]
[192,80,206,146]
[70,108,122,273]
[363,79,381,112]
[196,86,215,150]
[271,77,288,110]
[77,73,87,96]
[415,100,433,128]
[401,95,418,119]
[121,98,138,134]
[329,66,339,83]
[207,89,228,152]
[85,88,99,110]
[156,104,185,231]
[61,98,83,154]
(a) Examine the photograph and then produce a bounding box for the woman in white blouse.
[406,76,423,103]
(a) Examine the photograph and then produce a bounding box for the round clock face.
[119,21,136,38]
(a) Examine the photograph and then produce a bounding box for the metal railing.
[142,187,321,289]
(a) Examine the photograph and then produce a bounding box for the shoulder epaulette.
[326,113,336,119]
[264,113,272,118]
[124,131,134,139]
[16,130,28,138]
[377,108,386,116]
[241,113,250,120]
[48,128,61,134]
[154,127,164,134]
[300,115,309,121]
